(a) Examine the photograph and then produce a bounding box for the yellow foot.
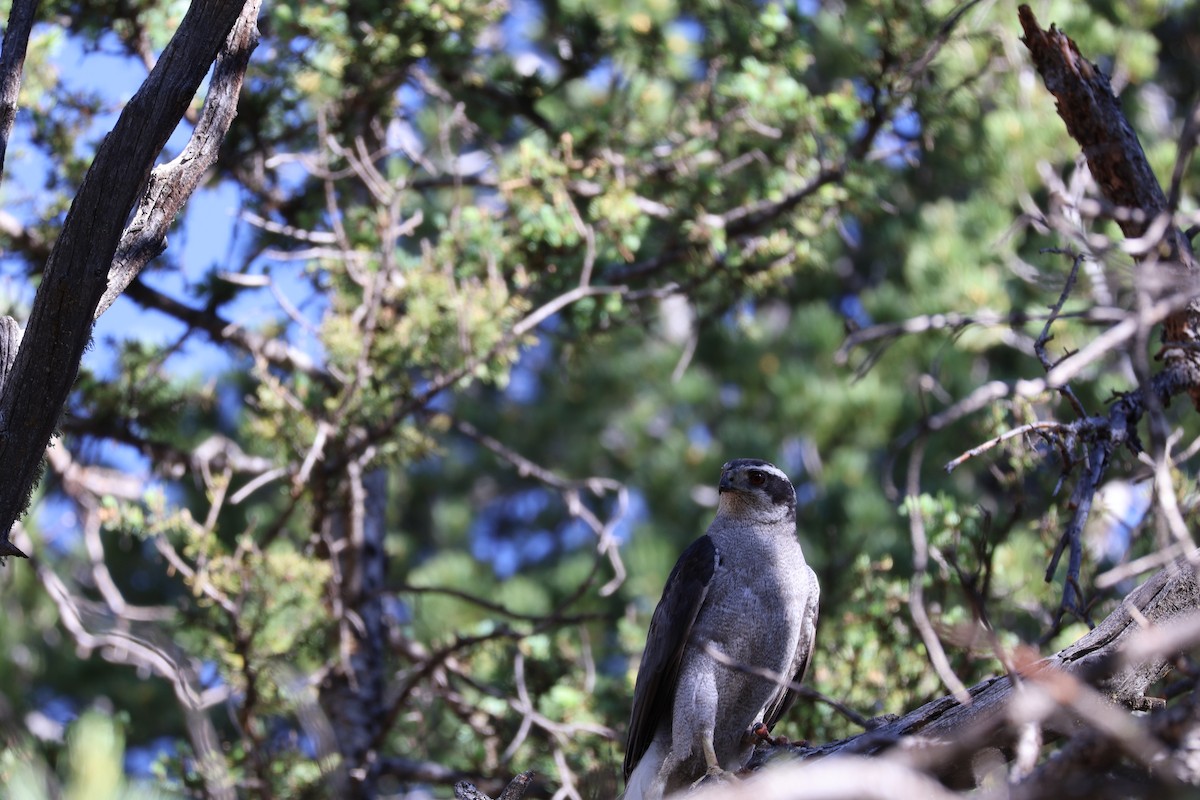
[746,721,796,747]
[689,765,733,791]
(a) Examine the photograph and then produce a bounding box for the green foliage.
[804,554,943,739]
[1,712,175,800]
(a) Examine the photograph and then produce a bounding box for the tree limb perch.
[751,556,1200,790]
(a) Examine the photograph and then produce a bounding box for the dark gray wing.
[623,535,719,780]
[763,563,820,730]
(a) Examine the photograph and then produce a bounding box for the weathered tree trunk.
[0,0,258,559]
[320,465,390,798]
[760,557,1200,777]
[0,0,38,183]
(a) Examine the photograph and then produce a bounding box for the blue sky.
[0,27,326,386]
[2,31,304,539]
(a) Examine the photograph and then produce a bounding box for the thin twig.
[1034,250,1088,417]
[906,438,971,704]
[446,413,629,594]
[394,583,604,626]
[701,643,872,730]
[945,420,1074,473]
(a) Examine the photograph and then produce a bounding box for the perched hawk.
[623,459,820,800]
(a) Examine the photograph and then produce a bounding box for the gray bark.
[0,0,254,558]
[320,465,390,798]
[747,557,1200,792]
[0,0,39,184]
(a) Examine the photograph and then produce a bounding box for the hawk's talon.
[748,721,791,747]
[689,765,733,791]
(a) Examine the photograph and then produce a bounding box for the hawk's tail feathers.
[623,738,666,800]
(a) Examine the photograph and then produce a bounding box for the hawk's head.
[717,458,796,522]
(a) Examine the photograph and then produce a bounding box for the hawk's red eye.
[748,470,766,486]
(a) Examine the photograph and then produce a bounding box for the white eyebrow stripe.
[746,463,789,482]
[724,460,792,484]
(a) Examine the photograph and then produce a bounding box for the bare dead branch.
[835,307,1129,373]
[945,420,1076,473]
[694,757,963,800]
[446,413,629,594]
[1168,101,1200,215]
[718,555,1200,792]
[23,531,235,798]
[898,431,974,713]
[454,771,535,800]
[0,0,252,555]
[1019,5,1200,410]
[96,0,263,318]
[1034,250,1090,416]
[0,0,38,185]
[1017,8,1190,261]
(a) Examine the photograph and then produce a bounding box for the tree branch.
[1018,4,1200,407]
[0,0,38,186]
[454,771,535,800]
[0,0,253,557]
[472,557,1200,797]
[95,0,263,318]
[914,6,1200,609]
[750,556,1200,783]
[124,278,329,383]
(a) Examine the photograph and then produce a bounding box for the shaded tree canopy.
[2,1,1200,798]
